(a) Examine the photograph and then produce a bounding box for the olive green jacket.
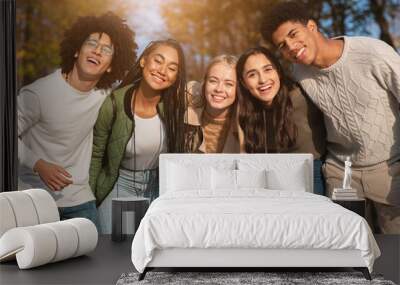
[89,84,164,206]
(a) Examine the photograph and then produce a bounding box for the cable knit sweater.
[293,36,400,167]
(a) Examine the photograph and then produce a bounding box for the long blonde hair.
[190,54,238,108]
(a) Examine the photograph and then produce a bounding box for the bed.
[131,154,380,280]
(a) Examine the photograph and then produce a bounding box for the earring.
[74,53,78,58]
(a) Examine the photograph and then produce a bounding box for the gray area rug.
[116,271,396,285]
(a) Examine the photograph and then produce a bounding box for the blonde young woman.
[89,39,187,233]
[185,55,240,153]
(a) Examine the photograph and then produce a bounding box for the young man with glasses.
[18,12,137,226]
[261,1,400,234]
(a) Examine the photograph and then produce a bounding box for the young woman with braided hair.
[89,39,187,233]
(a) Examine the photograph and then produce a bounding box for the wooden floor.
[0,235,398,285]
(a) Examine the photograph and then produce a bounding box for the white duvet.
[131,190,380,273]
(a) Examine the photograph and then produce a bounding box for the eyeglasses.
[84,39,114,56]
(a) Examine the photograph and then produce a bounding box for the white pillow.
[211,168,268,190]
[212,168,236,190]
[238,159,309,191]
[167,162,212,191]
[237,169,267,189]
[267,164,307,191]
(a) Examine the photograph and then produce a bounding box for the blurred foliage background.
[16,0,400,87]
[162,0,400,79]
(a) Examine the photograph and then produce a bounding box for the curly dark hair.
[237,46,297,153]
[120,39,187,153]
[60,12,137,89]
[260,1,310,45]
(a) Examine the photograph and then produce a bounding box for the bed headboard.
[159,154,314,195]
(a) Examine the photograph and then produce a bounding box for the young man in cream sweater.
[261,1,400,234]
[18,12,137,225]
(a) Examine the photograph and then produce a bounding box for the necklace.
[64,72,97,92]
[64,72,70,84]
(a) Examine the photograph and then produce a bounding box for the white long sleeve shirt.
[18,69,108,207]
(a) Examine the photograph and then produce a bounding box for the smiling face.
[140,44,179,91]
[242,53,280,106]
[75,32,113,81]
[271,20,319,65]
[204,62,237,116]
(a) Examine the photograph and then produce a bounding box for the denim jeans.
[117,168,159,202]
[313,159,325,196]
[58,200,99,230]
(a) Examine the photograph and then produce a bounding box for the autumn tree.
[162,0,278,80]
[368,0,399,47]
[162,0,399,79]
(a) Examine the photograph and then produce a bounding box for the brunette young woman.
[185,55,240,153]
[237,46,326,194]
[89,39,187,233]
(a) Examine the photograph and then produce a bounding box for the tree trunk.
[369,0,395,47]
[326,0,347,36]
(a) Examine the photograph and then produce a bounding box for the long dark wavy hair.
[120,39,187,153]
[237,46,297,153]
[60,12,137,89]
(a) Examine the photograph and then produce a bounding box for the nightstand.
[112,197,149,242]
[332,198,366,217]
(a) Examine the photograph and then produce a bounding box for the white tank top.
[121,113,167,171]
